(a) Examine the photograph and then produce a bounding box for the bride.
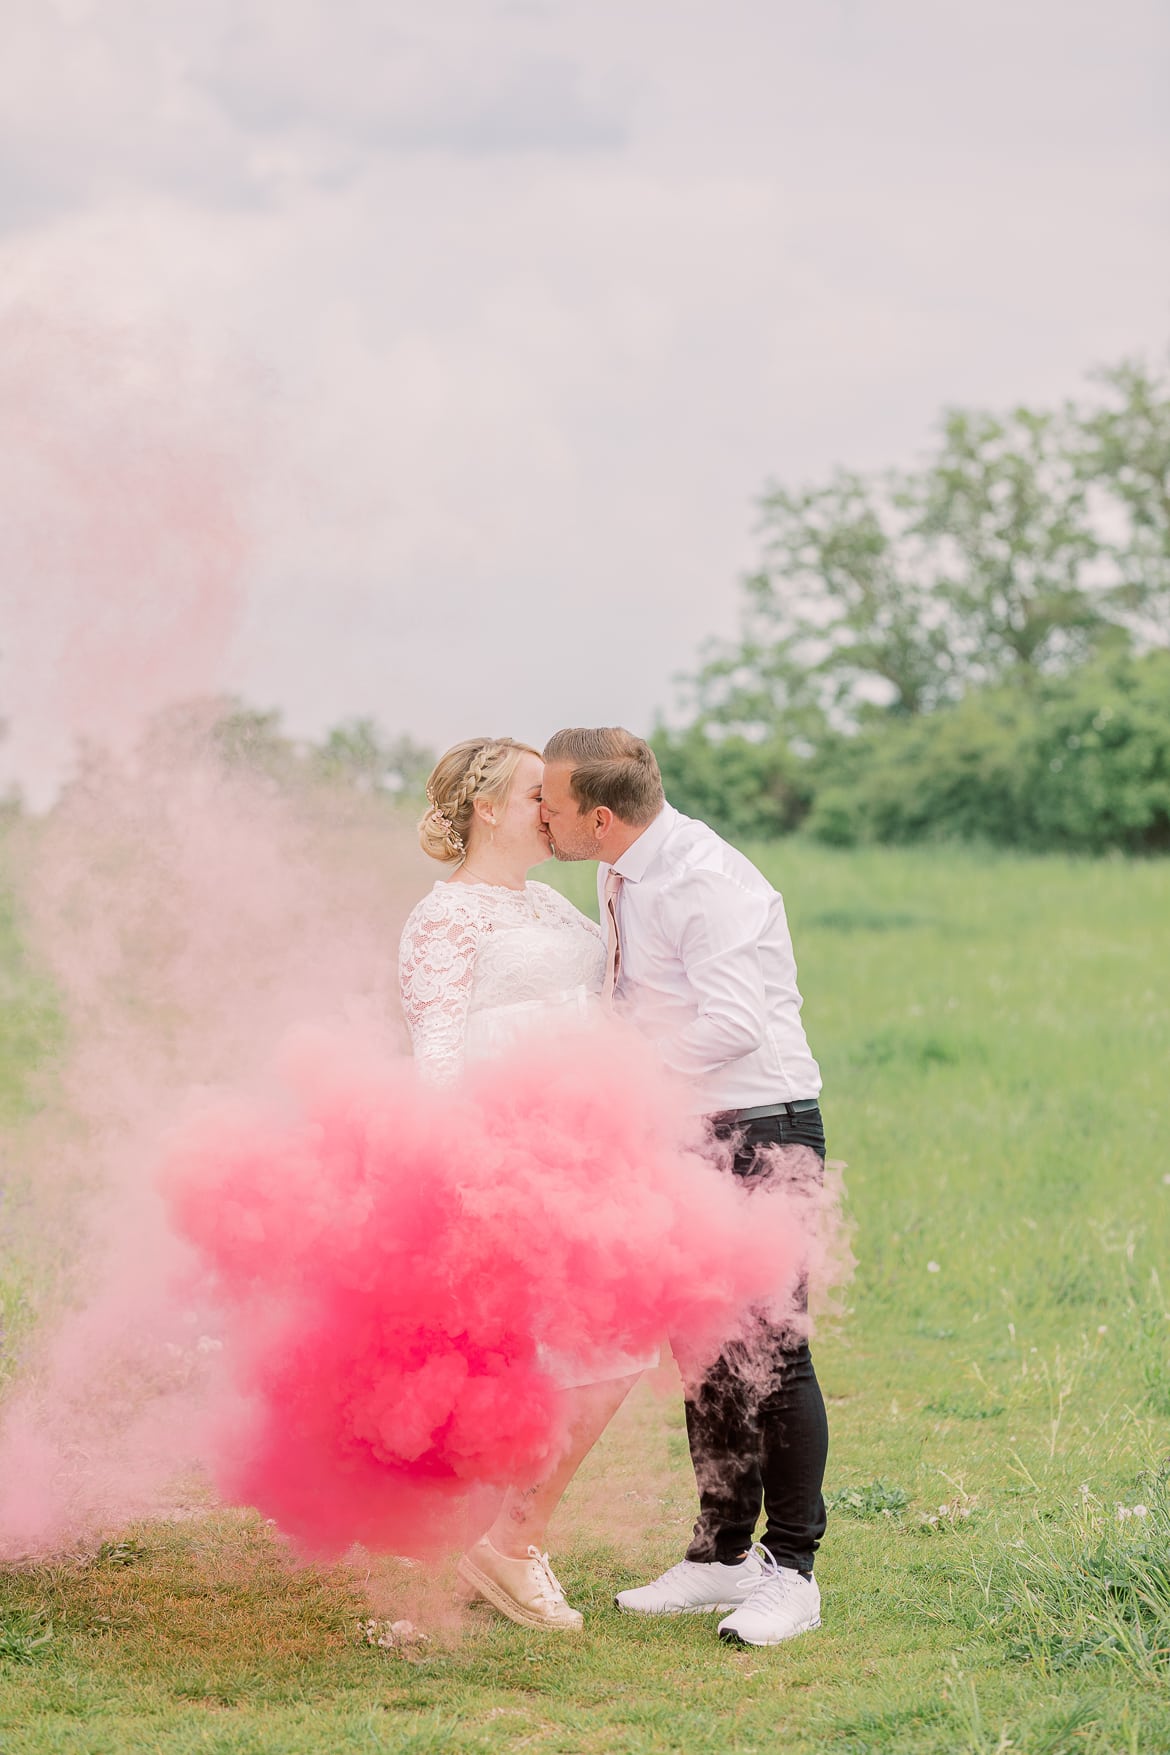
[397,736,647,1633]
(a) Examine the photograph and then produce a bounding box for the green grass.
[0,833,66,1394]
[3,838,1170,1752]
[0,848,62,1129]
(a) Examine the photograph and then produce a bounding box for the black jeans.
[681,1105,829,1574]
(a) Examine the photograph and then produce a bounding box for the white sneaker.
[615,1550,764,1615]
[717,1545,821,1646]
[457,1538,583,1632]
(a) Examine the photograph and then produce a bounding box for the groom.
[540,726,828,1649]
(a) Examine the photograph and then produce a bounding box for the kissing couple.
[398,726,830,1650]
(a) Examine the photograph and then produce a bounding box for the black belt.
[715,1098,821,1123]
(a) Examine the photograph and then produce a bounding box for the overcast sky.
[2,0,1169,783]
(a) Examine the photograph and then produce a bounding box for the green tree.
[210,703,298,778]
[651,722,812,841]
[918,404,1122,683]
[311,718,433,799]
[681,359,1170,754]
[689,471,957,737]
[663,345,1170,849]
[1079,353,1170,638]
[805,649,1170,854]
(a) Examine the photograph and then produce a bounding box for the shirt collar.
[611,803,679,884]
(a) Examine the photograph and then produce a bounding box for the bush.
[650,723,813,841]
[807,651,1170,853]
[656,653,1170,853]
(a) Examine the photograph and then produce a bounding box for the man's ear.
[593,806,614,840]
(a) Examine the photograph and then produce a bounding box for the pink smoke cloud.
[0,307,426,1552]
[0,738,426,1560]
[0,308,257,797]
[159,1022,833,1559]
[0,726,846,1563]
[0,312,849,1573]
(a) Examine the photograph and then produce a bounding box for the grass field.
[2,838,1169,1754]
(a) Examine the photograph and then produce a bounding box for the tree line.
[654,350,1170,852]
[206,708,434,800]
[7,349,1165,855]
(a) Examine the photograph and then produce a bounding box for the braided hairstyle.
[418,738,541,863]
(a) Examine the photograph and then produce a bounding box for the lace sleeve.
[397,892,481,1084]
[529,882,605,943]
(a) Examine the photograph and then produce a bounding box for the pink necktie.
[602,869,623,1003]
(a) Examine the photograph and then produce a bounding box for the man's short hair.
[542,727,665,826]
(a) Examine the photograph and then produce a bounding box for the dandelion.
[362,1619,395,1649]
[917,1498,974,1532]
[360,1617,428,1649]
[1097,1325,1108,1335]
[927,1261,941,1274]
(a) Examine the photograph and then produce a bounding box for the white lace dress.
[398,877,655,1386]
[398,879,607,1083]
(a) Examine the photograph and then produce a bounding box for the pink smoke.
[0,312,429,1559]
[0,308,256,797]
[159,1023,829,1559]
[0,313,847,1573]
[0,743,425,1559]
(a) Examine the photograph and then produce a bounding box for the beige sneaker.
[456,1537,584,1632]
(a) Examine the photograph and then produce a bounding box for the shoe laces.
[526,1547,568,1606]
[735,1542,806,1609]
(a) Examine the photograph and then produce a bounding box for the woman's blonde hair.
[418,737,541,863]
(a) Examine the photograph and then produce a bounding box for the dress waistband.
[467,986,593,1021]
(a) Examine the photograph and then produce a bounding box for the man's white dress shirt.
[598,803,821,1116]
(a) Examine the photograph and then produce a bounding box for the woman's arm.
[397,894,481,1083]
